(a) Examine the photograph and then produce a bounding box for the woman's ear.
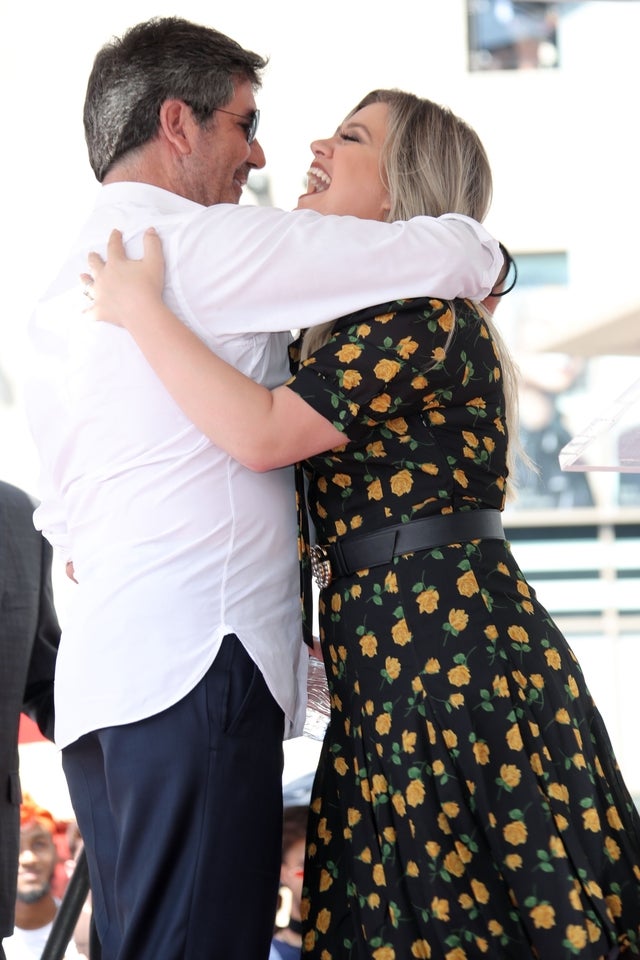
[379,191,392,222]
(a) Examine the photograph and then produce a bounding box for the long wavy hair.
[301,89,521,485]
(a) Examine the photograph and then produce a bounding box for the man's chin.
[17,883,50,905]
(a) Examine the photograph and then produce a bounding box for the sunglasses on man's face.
[213,107,260,144]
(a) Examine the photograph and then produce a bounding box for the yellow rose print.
[530,903,556,929]
[582,808,601,832]
[387,417,408,435]
[565,925,588,950]
[498,763,521,788]
[453,468,469,488]
[507,624,529,645]
[390,470,413,496]
[606,806,624,830]
[448,609,469,632]
[342,368,362,390]
[438,308,454,331]
[385,571,398,593]
[456,570,479,597]
[374,358,401,382]
[545,648,562,669]
[385,656,401,680]
[417,589,440,614]
[406,780,426,807]
[430,897,450,921]
[401,730,417,754]
[372,948,395,960]
[503,821,528,846]
[473,741,490,765]
[360,634,378,657]
[442,851,465,877]
[448,664,471,686]
[548,782,569,803]
[391,618,411,645]
[331,473,352,490]
[410,940,432,958]
[470,879,490,904]
[367,478,384,501]
[372,773,389,796]
[336,343,363,363]
[370,394,392,413]
[375,713,392,735]
[442,729,458,749]
[506,724,523,751]
[398,336,419,359]
[605,836,621,861]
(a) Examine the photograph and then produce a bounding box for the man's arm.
[172,207,502,337]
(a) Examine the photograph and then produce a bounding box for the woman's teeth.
[306,166,331,193]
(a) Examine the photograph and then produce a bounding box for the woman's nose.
[310,136,332,158]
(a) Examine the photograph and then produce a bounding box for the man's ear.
[158,99,197,157]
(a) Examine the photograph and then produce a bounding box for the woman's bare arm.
[86,229,344,470]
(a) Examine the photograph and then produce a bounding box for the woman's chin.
[296,192,324,213]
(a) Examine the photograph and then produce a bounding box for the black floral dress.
[287,298,640,959]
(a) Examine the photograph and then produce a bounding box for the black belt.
[309,510,505,588]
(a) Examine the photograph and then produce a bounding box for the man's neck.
[14,895,57,930]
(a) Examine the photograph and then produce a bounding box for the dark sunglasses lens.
[248,110,259,144]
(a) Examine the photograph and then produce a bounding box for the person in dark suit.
[0,480,60,960]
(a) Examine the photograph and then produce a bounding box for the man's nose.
[248,138,266,170]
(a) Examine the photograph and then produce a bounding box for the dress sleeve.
[287,298,454,441]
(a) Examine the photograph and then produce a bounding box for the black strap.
[294,463,314,647]
[325,510,504,580]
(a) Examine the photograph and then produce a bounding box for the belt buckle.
[310,544,332,588]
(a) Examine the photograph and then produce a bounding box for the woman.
[85,91,640,958]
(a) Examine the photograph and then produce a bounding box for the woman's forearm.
[88,229,344,467]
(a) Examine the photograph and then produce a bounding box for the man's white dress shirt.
[27,183,501,745]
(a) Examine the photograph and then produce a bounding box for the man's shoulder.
[0,481,36,515]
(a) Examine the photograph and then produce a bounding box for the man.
[26,16,502,960]
[3,795,83,960]
[0,481,59,960]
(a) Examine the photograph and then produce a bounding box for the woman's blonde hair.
[301,89,521,485]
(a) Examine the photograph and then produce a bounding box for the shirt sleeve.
[287,298,454,441]
[170,206,501,338]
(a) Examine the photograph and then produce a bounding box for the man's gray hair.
[84,16,267,182]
